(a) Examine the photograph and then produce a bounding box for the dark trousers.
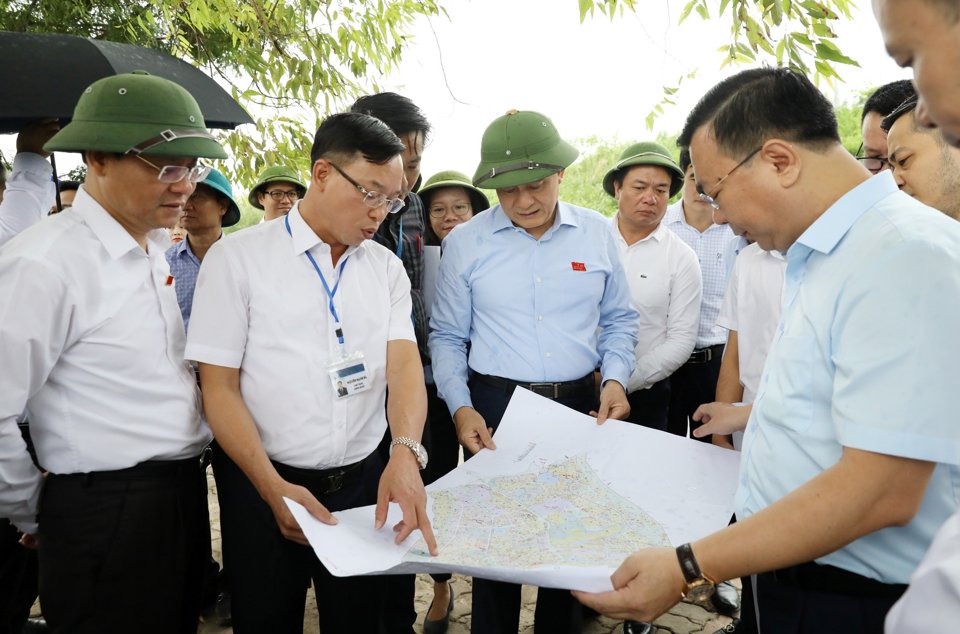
[0,519,37,634]
[469,375,595,634]
[625,377,670,431]
[755,570,904,634]
[0,423,40,634]
[38,457,208,634]
[667,350,723,441]
[213,444,386,634]
[379,381,457,633]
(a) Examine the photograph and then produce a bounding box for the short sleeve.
[184,242,249,368]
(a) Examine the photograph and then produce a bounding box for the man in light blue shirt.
[429,109,638,634]
[575,68,960,634]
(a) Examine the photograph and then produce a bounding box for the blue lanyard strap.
[395,213,404,258]
[285,214,349,344]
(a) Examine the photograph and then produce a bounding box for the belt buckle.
[528,382,559,399]
[199,446,213,469]
[327,472,344,494]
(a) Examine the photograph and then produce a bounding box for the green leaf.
[815,42,860,66]
[679,0,699,23]
[579,0,594,22]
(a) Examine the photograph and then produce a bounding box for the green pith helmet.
[196,168,241,227]
[248,165,307,209]
[419,170,490,213]
[472,109,579,190]
[44,71,226,159]
[602,141,684,198]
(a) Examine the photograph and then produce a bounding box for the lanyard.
[285,215,349,345]
[395,213,404,258]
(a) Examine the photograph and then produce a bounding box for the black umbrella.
[0,31,254,134]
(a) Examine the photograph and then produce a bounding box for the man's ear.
[312,158,332,191]
[761,139,801,188]
[84,150,111,176]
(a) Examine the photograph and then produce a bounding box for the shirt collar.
[490,201,578,235]
[610,213,667,245]
[286,202,366,259]
[793,171,898,256]
[172,237,190,257]
[73,187,145,260]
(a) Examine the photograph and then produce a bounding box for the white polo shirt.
[609,217,702,393]
[0,187,209,533]
[186,204,415,470]
[716,242,786,403]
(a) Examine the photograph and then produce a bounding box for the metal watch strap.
[676,542,703,583]
[390,436,425,468]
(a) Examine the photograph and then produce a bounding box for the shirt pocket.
[759,334,816,434]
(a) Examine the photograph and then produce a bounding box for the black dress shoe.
[623,620,653,634]
[710,580,740,617]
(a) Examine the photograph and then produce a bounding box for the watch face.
[685,581,715,602]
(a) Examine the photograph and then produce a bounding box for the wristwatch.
[389,436,428,470]
[676,543,716,601]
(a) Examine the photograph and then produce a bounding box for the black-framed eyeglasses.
[328,162,404,214]
[429,202,473,218]
[854,142,889,175]
[696,147,761,210]
[265,189,299,202]
[134,154,211,184]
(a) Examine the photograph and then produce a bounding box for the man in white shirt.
[0,71,224,633]
[663,148,735,442]
[604,141,701,432]
[186,111,436,633]
[0,118,58,248]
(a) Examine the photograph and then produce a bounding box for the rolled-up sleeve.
[429,240,473,416]
[185,242,249,368]
[597,232,639,389]
[832,239,960,464]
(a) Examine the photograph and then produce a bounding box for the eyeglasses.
[134,155,211,184]
[328,162,404,214]
[429,203,473,218]
[264,189,299,202]
[696,147,761,210]
[855,143,889,175]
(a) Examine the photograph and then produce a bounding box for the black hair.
[679,147,692,173]
[58,179,81,192]
[880,95,932,139]
[862,80,916,123]
[309,112,406,166]
[677,67,840,159]
[349,92,431,141]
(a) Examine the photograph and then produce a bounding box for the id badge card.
[328,351,371,399]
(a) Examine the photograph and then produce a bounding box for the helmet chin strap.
[125,128,217,155]
[474,161,565,187]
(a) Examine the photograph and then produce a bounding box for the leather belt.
[473,372,595,400]
[686,344,725,365]
[50,455,204,486]
[272,456,367,496]
[767,562,908,599]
